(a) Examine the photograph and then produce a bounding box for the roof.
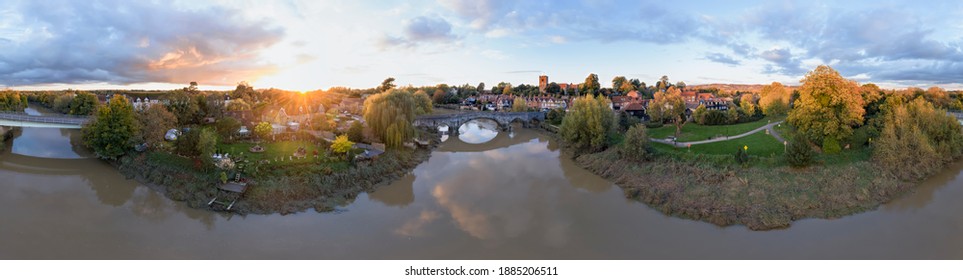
[624,102,647,111]
[219,182,248,193]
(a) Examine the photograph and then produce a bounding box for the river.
[2,116,963,259]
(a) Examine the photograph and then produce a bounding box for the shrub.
[617,111,640,132]
[822,137,842,154]
[347,121,364,142]
[619,124,650,161]
[560,95,615,153]
[785,133,814,167]
[703,110,729,125]
[734,146,749,165]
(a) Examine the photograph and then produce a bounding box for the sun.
[254,66,322,92]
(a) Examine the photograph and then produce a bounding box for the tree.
[226,98,252,111]
[331,134,354,157]
[432,89,447,104]
[378,77,396,92]
[620,124,650,161]
[675,81,686,91]
[0,90,27,111]
[546,82,561,95]
[476,82,485,93]
[787,65,865,144]
[69,91,99,115]
[657,75,670,92]
[612,76,627,93]
[166,89,201,124]
[647,87,686,137]
[874,98,963,180]
[547,108,565,125]
[363,89,428,148]
[734,146,749,166]
[580,73,600,96]
[347,121,364,142]
[559,94,614,153]
[136,104,177,150]
[194,128,217,166]
[619,79,637,94]
[860,83,884,116]
[739,93,758,116]
[254,121,273,140]
[692,104,708,125]
[785,133,814,167]
[512,97,528,112]
[82,95,139,160]
[759,82,789,116]
[214,116,242,140]
[189,81,198,92]
[618,110,641,132]
[502,83,514,96]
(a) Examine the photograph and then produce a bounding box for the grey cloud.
[705,53,740,66]
[379,15,458,49]
[0,0,283,87]
[759,48,805,76]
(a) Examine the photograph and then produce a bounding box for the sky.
[3,0,963,91]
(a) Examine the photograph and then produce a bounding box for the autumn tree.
[560,94,614,153]
[502,83,514,96]
[136,104,177,150]
[512,97,528,112]
[546,82,561,95]
[787,65,865,146]
[647,87,686,137]
[331,134,354,157]
[612,76,627,93]
[759,82,789,116]
[860,83,884,117]
[254,121,273,140]
[692,104,708,124]
[82,95,140,160]
[580,73,600,96]
[739,93,758,116]
[619,79,637,94]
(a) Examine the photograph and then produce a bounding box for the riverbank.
[115,139,437,215]
[574,148,917,230]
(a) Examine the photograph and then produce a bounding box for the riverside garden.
[554,65,963,230]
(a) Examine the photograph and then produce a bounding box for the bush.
[617,111,640,132]
[785,133,813,167]
[560,95,615,153]
[619,124,650,161]
[874,98,963,180]
[347,121,364,142]
[822,137,841,154]
[703,110,729,125]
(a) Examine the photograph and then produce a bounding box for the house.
[682,91,698,102]
[699,98,731,111]
[338,98,363,114]
[623,101,649,121]
[610,96,635,111]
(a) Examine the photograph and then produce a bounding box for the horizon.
[4,0,963,91]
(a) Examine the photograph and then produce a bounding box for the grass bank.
[575,148,910,230]
[648,116,782,142]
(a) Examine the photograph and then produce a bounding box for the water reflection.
[457,119,499,144]
[11,106,91,159]
[4,112,963,259]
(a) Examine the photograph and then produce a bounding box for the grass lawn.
[653,130,785,157]
[217,140,322,162]
[648,115,783,142]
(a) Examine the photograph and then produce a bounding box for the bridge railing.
[0,111,91,125]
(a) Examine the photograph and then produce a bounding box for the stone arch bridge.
[414,111,545,132]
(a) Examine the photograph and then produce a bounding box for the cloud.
[759,48,806,76]
[705,52,740,66]
[379,15,458,49]
[0,0,283,87]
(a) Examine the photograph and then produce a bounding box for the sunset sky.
[3,0,963,91]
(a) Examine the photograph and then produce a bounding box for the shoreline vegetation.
[115,141,435,215]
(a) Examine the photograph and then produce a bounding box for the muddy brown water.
[2,117,962,259]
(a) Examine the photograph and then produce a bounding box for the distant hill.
[689,84,799,93]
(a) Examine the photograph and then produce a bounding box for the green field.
[648,116,782,142]
[217,140,321,162]
[653,130,785,157]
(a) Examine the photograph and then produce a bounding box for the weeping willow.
[363,89,432,148]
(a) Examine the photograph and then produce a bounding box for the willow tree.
[363,89,431,148]
[788,65,865,145]
[560,94,614,153]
